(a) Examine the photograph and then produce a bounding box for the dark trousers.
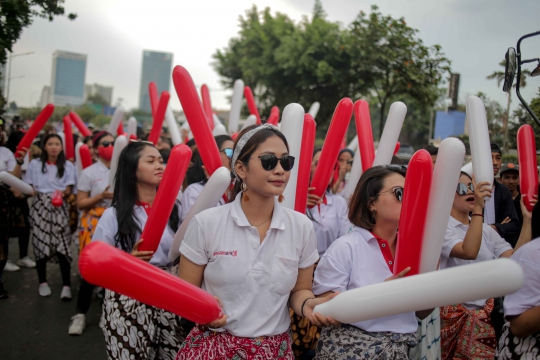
[9,197,30,259]
[75,278,95,314]
[36,253,71,286]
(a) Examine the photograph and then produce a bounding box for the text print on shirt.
[213,250,238,257]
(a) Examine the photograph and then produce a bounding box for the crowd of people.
[0,115,539,360]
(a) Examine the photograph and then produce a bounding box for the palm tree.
[487,60,530,150]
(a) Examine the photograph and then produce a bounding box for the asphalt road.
[0,237,107,360]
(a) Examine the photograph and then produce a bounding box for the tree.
[86,93,109,107]
[507,87,540,149]
[487,60,529,150]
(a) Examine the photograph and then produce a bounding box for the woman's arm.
[77,187,113,211]
[508,305,540,338]
[178,254,205,287]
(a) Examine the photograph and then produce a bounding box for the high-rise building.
[85,83,113,106]
[39,86,51,108]
[139,50,173,113]
[50,50,87,106]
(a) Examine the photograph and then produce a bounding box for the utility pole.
[5,51,34,109]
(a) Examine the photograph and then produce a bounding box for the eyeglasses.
[456,182,474,196]
[255,155,295,171]
[377,187,404,202]
[221,148,233,158]
[99,141,113,147]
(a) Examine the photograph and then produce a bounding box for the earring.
[241,182,249,202]
[278,194,284,203]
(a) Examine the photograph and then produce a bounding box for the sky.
[6,0,540,115]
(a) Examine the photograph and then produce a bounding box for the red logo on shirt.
[213,250,238,257]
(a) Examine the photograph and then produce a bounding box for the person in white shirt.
[313,165,433,359]
[179,135,233,221]
[91,140,184,360]
[177,124,337,360]
[25,134,76,300]
[496,239,540,358]
[440,171,534,359]
[68,131,114,336]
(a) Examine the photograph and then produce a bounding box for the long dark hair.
[348,165,406,230]
[111,141,180,252]
[40,134,67,178]
[185,135,233,186]
[229,125,289,202]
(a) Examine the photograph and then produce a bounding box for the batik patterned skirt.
[100,289,185,360]
[441,298,497,360]
[496,322,540,359]
[176,325,294,359]
[314,324,418,359]
[29,192,72,263]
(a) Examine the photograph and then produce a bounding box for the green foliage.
[86,93,109,107]
[507,87,540,149]
[213,3,451,140]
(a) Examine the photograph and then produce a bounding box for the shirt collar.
[97,160,109,171]
[352,226,378,242]
[230,194,285,230]
[448,215,467,228]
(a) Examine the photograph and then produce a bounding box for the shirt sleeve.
[180,185,200,221]
[313,239,352,295]
[24,160,37,185]
[180,217,209,265]
[442,225,464,260]
[92,208,117,247]
[504,258,540,317]
[4,149,16,172]
[336,197,353,237]
[64,162,77,186]
[487,226,512,258]
[298,226,319,269]
[77,168,92,192]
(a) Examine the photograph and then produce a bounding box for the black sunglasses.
[256,155,295,171]
[377,187,404,202]
[456,182,474,196]
[99,141,113,147]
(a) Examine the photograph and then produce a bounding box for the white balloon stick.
[372,102,407,166]
[108,105,125,135]
[108,135,128,189]
[21,152,29,171]
[347,136,358,152]
[169,167,231,261]
[419,138,465,273]
[75,142,84,177]
[341,147,362,201]
[165,106,183,145]
[240,115,257,132]
[466,96,493,197]
[213,114,223,127]
[127,117,137,139]
[308,102,320,119]
[229,79,244,135]
[314,258,523,324]
[212,123,228,136]
[280,103,305,210]
[0,171,33,195]
[57,131,65,150]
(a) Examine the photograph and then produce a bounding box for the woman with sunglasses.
[440,171,535,359]
[25,134,76,299]
[176,124,336,359]
[92,141,184,359]
[67,131,114,335]
[313,165,432,359]
[179,134,233,222]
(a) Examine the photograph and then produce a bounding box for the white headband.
[231,124,278,180]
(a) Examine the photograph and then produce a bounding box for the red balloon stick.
[294,114,316,213]
[353,100,375,171]
[16,104,55,156]
[62,116,75,161]
[79,144,93,169]
[517,124,538,212]
[244,86,261,124]
[201,84,215,130]
[69,111,92,138]
[148,91,170,145]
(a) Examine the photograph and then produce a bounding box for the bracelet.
[470,213,483,218]
[16,160,24,165]
[301,297,314,317]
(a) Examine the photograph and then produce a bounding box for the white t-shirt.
[313,226,418,334]
[180,195,319,338]
[0,147,16,172]
[92,204,179,268]
[441,216,512,309]
[503,239,540,317]
[306,193,352,256]
[24,159,76,193]
[179,181,225,221]
[77,160,111,208]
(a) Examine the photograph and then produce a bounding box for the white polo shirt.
[503,239,540,318]
[313,226,418,334]
[77,160,111,208]
[92,204,179,268]
[24,159,76,193]
[0,147,16,172]
[306,193,352,256]
[179,181,226,221]
[180,195,319,338]
[441,216,512,309]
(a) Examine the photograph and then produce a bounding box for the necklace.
[248,215,272,227]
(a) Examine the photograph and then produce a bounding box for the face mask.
[98,146,114,161]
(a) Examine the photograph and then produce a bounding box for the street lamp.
[4,51,34,109]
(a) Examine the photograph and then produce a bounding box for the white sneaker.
[39,283,51,297]
[60,286,72,301]
[68,314,86,335]
[17,256,36,268]
[4,260,20,272]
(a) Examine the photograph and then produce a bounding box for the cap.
[87,123,96,129]
[500,163,519,176]
[491,143,502,155]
